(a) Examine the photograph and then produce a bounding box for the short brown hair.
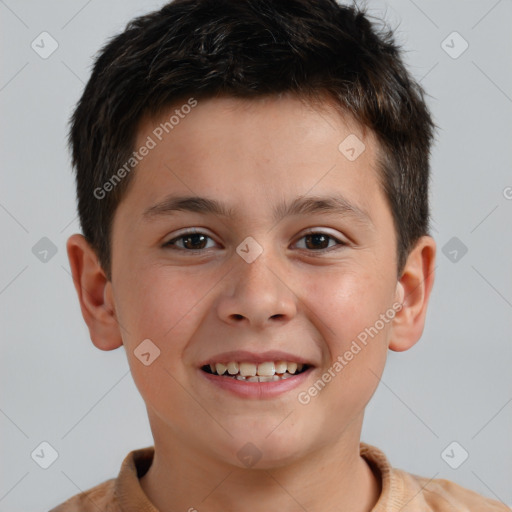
[69,0,436,280]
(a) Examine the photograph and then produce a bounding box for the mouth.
[197,350,316,398]
[200,360,312,382]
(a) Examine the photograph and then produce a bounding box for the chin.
[218,429,306,470]
[230,446,303,470]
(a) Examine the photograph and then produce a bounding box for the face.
[103,94,406,467]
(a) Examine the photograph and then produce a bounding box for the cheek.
[306,265,391,350]
[115,265,211,404]
[117,265,205,342]
[118,266,213,416]
[300,266,392,408]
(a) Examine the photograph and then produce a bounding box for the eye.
[163,229,347,253]
[294,230,346,252]
[163,230,217,251]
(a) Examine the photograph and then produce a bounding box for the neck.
[140,413,381,512]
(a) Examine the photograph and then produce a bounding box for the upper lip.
[198,350,315,367]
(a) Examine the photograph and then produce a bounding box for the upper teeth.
[209,361,304,377]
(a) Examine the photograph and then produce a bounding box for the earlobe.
[66,233,123,351]
[388,236,436,352]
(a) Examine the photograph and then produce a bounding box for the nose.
[215,250,298,328]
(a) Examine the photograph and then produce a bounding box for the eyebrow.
[142,193,374,228]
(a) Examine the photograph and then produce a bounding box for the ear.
[66,233,123,351]
[388,235,436,352]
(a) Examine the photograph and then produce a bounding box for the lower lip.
[198,366,314,399]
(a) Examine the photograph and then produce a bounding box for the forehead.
[116,94,389,231]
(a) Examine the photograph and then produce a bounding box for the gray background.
[1,0,511,510]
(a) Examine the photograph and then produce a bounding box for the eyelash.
[163,229,347,253]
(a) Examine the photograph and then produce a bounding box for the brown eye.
[180,233,208,250]
[295,231,346,251]
[164,231,216,251]
[304,233,330,250]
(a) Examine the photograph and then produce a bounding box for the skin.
[67,93,436,512]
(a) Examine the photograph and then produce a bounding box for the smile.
[198,361,314,399]
[201,360,310,381]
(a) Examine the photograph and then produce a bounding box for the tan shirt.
[49,442,509,511]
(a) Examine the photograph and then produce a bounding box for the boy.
[52,0,509,510]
